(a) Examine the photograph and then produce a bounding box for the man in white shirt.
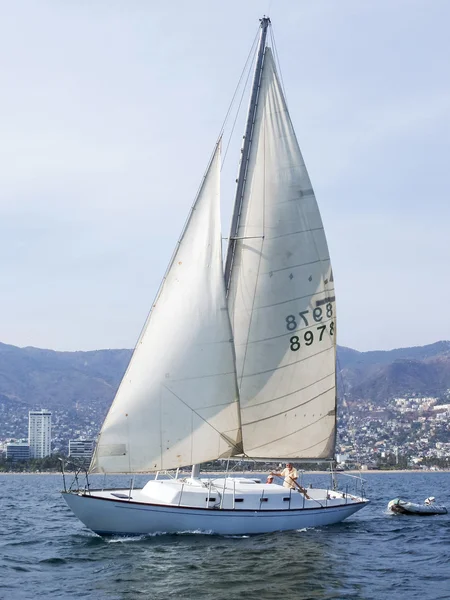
[272,463,298,489]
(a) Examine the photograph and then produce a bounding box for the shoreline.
[1,469,449,476]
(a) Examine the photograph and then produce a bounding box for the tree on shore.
[0,454,66,473]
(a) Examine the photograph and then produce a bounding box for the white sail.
[227,48,336,460]
[90,143,242,473]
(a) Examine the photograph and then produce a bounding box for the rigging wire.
[269,24,288,107]
[121,29,261,365]
[218,27,260,142]
[222,45,258,166]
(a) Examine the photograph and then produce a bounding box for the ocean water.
[1,472,449,600]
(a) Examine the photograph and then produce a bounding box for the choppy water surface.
[1,472,449,599]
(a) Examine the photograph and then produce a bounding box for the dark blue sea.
[1,472,449,600]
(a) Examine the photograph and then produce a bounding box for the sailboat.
[62,17,369,536]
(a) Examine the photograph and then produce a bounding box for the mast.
[224,16,270,293]
[190,18,270,480]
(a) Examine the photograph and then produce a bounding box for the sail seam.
[291,434,336,455]
[245,413,334,452]
[261,258,327,275]
[240,372,335,410]
[252,289,335,311]
[243,385,335,425]
[264,226,323,240]
[195,400,239,411]
[230,236,264,240]
[270,195,316,207]
[165,370,236,383]
[162,385,240,450]
[241,345,334,378]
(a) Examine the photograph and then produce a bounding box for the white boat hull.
[62,484,368,536]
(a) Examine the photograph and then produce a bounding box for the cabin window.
[206,497,216,502]
[260,498,269,502]
[234,498,244,503]
[283,497,290,501]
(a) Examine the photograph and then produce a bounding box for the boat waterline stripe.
[64,493,367,515]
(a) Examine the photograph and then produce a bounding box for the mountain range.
[1,340,450,416]
[338,341,450,404]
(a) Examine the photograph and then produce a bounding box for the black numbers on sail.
[285,305,333,333]
[313,307,323,322]
[285,315,297,331]
[285,302,334,351]
[290,336,300,351]
[304,331,314,346]
[287,321,335,352]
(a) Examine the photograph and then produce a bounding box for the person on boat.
[272,463,298,489]
[266,475,274,484]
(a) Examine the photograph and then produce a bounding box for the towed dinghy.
[388,496,447,515]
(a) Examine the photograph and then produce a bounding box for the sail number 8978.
[285,303,334,352]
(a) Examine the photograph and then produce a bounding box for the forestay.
[227,49,337,460]
[90,144,242,473]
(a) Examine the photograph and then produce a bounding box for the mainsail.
[227,48,337,460]
[90,144,242,473]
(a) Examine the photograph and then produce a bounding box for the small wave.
[39,557,67,565]
[4,540,41,548]
[176,529,214,536]
[105,535,148,543]
[102,529,215,541]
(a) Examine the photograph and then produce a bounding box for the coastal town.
[338,393,450,469]
[1,393,449,470]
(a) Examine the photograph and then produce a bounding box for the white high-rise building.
[28,409,52,458]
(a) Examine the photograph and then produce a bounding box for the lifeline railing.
[60,461,367,509]
[330,471,367,501]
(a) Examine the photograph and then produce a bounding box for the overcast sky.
[1,0,449,353]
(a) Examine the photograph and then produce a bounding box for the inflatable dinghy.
[388,496,447,515]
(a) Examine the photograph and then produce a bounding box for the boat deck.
[80,477,363,511]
